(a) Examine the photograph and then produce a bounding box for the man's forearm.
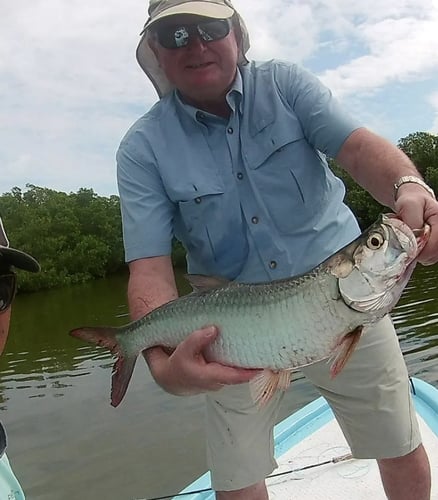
[336,127,422,210]
[127,256,178,321]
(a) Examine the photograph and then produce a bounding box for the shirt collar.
[226,68,243,114]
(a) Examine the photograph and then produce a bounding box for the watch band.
[394,176,436,201]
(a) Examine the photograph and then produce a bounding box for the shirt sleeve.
[275,61,362,157]
[116,130,175,263]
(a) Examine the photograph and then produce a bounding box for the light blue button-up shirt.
[117,60,362,283]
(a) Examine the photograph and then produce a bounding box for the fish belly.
[209,288,359,370]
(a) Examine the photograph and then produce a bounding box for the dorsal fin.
[185,274,231,293]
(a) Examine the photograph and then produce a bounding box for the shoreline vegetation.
[2,132,436,293]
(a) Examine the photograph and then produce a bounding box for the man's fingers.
[417,213,438,265]
[142,327,261,393]
[418,232,438,265]
[143,326,217,364]
[178,325,218,356]
[395,201,424,231]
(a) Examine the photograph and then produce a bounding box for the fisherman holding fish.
[0,217,40,499]
[112,0,438,498]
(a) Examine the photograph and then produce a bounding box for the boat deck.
[175,379,438,499]
[268,414,438,499]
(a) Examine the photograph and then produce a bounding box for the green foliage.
[397,132,438,193]
[0,185,125,292]
[171,239,188,269]
[397,132,438,177]
[1,131,436,292]
[328,159,384,229]
[329,131,438,229]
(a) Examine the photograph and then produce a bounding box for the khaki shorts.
[205,315,421,491]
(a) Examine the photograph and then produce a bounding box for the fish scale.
[70,214,429,407]
[119,271,363,370]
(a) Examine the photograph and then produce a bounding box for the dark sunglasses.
[0,271,16,312]
[153,18,231,49]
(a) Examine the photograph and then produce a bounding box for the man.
[117,0,437,498]
[0,217,40,499]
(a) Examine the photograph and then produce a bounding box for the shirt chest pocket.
[243,125,327,234]
[173,183,248,279]
[177,184,224,231]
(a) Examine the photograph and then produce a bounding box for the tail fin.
[69,326,137,407]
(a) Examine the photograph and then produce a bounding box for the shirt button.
[195,197,202,204]
[251,216,259,224]
[227,127,234,134]
[237,172,244,180]
[269,260,277,269]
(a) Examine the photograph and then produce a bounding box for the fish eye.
[367,232,384,250]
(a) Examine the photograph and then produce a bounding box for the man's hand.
[395,184,438,266]
[142,326,260,395]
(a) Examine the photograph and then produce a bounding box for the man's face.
[150,15,240,103]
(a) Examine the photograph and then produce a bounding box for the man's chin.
[183,79,231,99]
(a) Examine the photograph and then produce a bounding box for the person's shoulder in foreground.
[0,217,40,500]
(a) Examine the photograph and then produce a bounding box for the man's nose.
[186,34,208,51]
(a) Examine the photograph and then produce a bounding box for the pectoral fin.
[249,369,293,407]
[329,326,363,378]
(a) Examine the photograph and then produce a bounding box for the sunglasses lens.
[0,274,16,312]
[159,26,190,49]
[156,19,231,49]
[198,19,230,42]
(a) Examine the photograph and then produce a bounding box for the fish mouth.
[383,222,430,305]
[385,217,430,287]
[383,214,430,261]
[413,224,431,256]
[399,223,431,281]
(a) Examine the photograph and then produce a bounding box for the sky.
[2,0,438,197]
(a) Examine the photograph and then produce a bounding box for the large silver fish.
[70,214,429,407]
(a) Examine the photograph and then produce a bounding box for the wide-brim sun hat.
[136,0,251,97]
[0,217,40,272]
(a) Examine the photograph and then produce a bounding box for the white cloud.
[238,1,320,62]
[1,0,438,196]
[320,14,438,97]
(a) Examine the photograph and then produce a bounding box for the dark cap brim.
[0,247,41,272]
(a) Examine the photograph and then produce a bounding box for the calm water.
[1,266,438,500]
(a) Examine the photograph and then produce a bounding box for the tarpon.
[70,214,430,407]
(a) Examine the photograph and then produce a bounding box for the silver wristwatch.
[393,176,436,201]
